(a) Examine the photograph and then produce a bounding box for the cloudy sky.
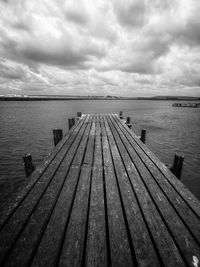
[0,0,200,97]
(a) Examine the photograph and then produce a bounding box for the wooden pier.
[172,102,200,108]
[0,114,200,267]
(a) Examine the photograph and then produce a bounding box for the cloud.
[112,0,147,28]
[0,0,200,96]
[0,59,27,80]
[20,41,89,68]
[65,3,89,26]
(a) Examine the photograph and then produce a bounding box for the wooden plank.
[84,120,95,165]
[71,116,92,166]
[93,116,102,166]
[108,114,200,266]
[85,116,107,266]
[30,166,81,267]
[112,115,200,243]
[58,164,92,267]
[101,119,134,267]
[106,116,185,266]
[10,117,92,267]
[0,116,89,265]
[0,115,86,229]
[5,118,93,266]
[85,166,107,267]
[58,118,96,266]
[114,114,200,218]
[103,116,160,266]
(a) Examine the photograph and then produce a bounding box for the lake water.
[0,100,200,205]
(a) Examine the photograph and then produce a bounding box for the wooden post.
[171,154,184,180]
[126,117,132,129]
[140,129,146,144]
[126,117,130,124]
[53,129,63,146]
[77,112,82,118]
[176,156,184,179]
[23,153,35,177]
[68,118,75,130]
[119,111,123,119]
[171,154,179,174]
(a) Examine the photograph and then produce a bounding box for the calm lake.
[0,100,200,205]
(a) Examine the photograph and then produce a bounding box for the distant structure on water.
[172,103,200,108]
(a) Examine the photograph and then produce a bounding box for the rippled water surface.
[0,100,200,204]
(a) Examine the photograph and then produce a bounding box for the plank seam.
[100,117,111,267]
[108,115,189,266]
[1,116,90,266]
[81,121,96,266]
[106,115,164,266]
[55,118,93,266]
[112,115,200,246]
[116,115,200,220]
[103,118,138,266]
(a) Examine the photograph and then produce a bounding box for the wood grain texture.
[111,115,200,245]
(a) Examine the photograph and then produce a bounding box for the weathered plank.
[101,119,134,266]
[29,118,93,267]
[58,118,96,266]
[105,116,185,266]
[104,115,160,266]
[0,115,89,265]
[85,117,107,267]
[84,120,95,165]
[58,164,91,267]
[106,116,186,266]
[85,166,107,267]
[31,165,81,267]
[112,115,200,244]
[93,116,102,166]
[109,114,200,266]
[114,114,200,218]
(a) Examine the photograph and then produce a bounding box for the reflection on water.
[0,100,200,204]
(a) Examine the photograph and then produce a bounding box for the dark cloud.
[174,18,200,47]
[134,33,172,60]
[22,45,87,67]
[0,28,105,70]
[113,0,146,28]
[20,42,105,68]
[119,61,155,74]
[12,21,31,32]
[65,9,88,25]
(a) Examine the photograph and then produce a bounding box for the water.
[0,100,200,205]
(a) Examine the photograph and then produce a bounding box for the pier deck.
[0,114,200,267]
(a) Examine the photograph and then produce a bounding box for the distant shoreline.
[0,96,200,101]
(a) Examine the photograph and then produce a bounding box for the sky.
[0,0,200,97]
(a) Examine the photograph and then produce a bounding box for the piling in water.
[140,129,146,144]
[53,129,63,146]
[126,117,130,124]
[77,112,82,118]
[170,154,184,180]
[23,153,35,177]
[68,118,75,130]
[119,111,123,119]
[126,117,132,129]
